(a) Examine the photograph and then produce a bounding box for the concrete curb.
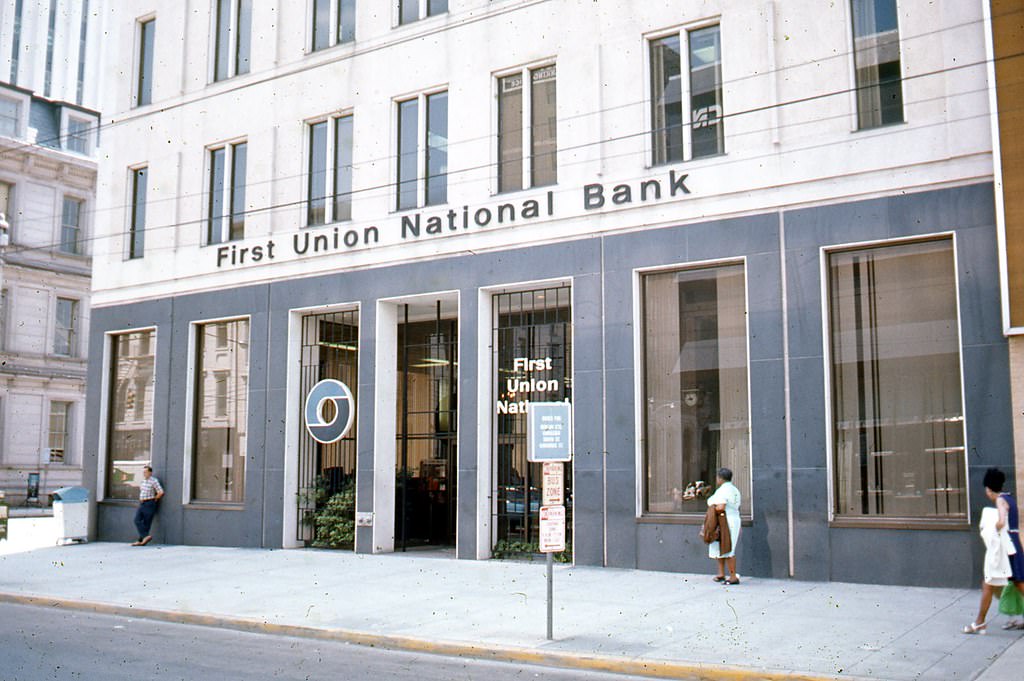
[0,591,867,681]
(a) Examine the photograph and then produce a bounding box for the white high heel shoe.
[962,621,987,635]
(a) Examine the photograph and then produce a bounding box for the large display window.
[192,319,249,503]
[828,238,966,521]
[641,264,750,515]
[105,329,156,499]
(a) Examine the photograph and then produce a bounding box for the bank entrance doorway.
[296,309,358,549]
[396,300,458,550]
[492,285,572,556]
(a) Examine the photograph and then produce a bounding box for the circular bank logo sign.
[304,379,355,444]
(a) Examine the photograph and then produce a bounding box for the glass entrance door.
[396,302,458,549]
[297,310,358,548]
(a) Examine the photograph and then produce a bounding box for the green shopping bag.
[999,584,1024,616]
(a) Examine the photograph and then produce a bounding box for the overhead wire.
[1,1,1018,162]
[2,3,1016,227]
[0,19,1017,257]
[3,81,1012,259]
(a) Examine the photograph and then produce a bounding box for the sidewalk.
[0,541,1020,681]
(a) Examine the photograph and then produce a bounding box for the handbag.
[998,584,1024,616]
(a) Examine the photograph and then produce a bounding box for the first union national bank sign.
[215,170,691,268]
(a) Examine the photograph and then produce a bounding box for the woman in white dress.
[707,467,742,585]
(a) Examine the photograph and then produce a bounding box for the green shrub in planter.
[312,482,356,550]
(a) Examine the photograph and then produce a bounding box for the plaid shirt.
[139,476,163,501]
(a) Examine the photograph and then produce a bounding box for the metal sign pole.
[546,551,554,640]
[528,401,572,643]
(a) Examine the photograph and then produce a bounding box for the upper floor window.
[396,91,448,210]
[128,167,147,259]
[850,0,903,129]
[0,97,20,138]
[497,65,557,193]
[307,114,354,226]
[9,0,24,84]
[43,0,58,97]
[136,18,156,107]
[0,181,12,232]
[207,141,247,244]
[61,109,97,156]
[48,401,72,464]
[313,0,356,51]
[650,24,723,165]
[214,0,252,81]
[399,0,446,26]
[60,197,84,255]
[54,297,79,357]
[65,117,92,154]
[0,91,29,139]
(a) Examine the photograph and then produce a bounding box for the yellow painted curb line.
[0,592,862,681]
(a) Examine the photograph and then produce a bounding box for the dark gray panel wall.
[782,182,1008,585]
[84,183,1012,587]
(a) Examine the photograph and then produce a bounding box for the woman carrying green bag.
[999,582,1024,622]
[963,468,1023,634]
[994,466,1024,630]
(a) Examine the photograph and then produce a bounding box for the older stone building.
[1,0,106,503]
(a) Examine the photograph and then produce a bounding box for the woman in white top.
[707,467,742,585]
[963,467,1018,634]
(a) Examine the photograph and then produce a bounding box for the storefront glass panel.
[193,319,249,503]
[492,285,572,554]
[641,265,750,515]
[105,329,156,499]
[828,239,965,520]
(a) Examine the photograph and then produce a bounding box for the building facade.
[85,0,1012,587]
[1,0,106,504]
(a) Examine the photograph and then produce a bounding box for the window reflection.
[851,0,903,128]
[829,239,965,519]
[642,265,749,515]
[193,320,249,503]
[106,330,156,499]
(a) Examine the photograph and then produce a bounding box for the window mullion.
[221,148,231,243]
[680,31,693,162]
[326,121,336,223]
[417,95,427,207]
[521,69,533,189]
[229,0,239,76]
[329,0,339,48]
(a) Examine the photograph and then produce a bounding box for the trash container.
[50,486,89,543]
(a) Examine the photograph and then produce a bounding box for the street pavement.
[0,601,655,681]
[0,525,1022,680]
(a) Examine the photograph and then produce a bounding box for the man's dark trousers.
[134,499,157,539]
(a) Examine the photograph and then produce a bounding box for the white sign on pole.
[539,505,566,553]
[542,462,564,506]
[527,402,572,462]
